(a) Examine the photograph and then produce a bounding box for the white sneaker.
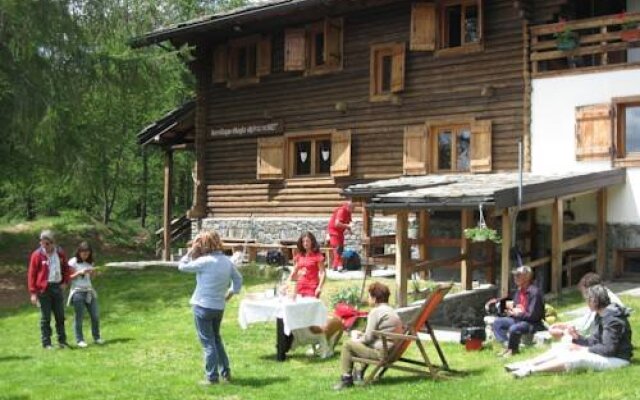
[94,338,105,345]
[77,341,88,348]
[512,367,532,379]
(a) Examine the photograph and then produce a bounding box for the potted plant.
[555,26,579,51]
[621,21,640,43]
[463,225,502,244]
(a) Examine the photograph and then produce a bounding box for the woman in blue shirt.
[179,231,242,385]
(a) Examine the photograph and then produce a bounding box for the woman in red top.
[288,232,326,298]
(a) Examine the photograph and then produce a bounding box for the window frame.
[370,42,405,102]
[227,35,260,87]
[437,0,484,56]
[305,18,344,76]
[430,123,472,173]
[614,96,640,166]
[287,131,334,178]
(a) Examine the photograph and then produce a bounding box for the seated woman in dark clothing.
[488,265,545,357]
[508,284,633,378]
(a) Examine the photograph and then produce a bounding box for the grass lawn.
[2,265,640,400]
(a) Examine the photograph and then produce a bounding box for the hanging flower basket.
[464,226,502,243]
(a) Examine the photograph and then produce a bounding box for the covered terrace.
[344,169,626,306]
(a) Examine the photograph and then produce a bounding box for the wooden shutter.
[285,28,306,71]
[257,137,285,180]
[257,36,272,77]
[470,120,492,173]
[331,130,351,177]
[575,104,612,160]
[325,18,343,68]
[391,43,406,93]
[404,125,428,175]
[411,3,437,51]
[213,45,227,83]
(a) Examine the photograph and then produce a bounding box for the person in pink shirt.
[288,232,326,298]
[326,201,354,271]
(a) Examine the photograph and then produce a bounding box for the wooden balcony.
[530,12,640,78]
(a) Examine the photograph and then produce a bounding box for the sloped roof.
[345,169,626,210]
[137,100,195,146]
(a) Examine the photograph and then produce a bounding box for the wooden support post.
[362,201,372,258]
[500,208,512,297]
[597,189,607,277]
[485,213,497,285]
[460,209,473,290]
[162,149,174,261]
[418,211,430,279]
[551,198,564,295]
[396,212,409,307]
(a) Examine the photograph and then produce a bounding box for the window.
[290,137,332,177]
[306,18,343,74]
[402,120,492,175]
[434,125,471,172]
[576,97,640,166]
[370,43,405,101]
[440,0,482,50]
[616,98,640,160]
[226,35,271,87]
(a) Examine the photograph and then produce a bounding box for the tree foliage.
[0,0,247,225]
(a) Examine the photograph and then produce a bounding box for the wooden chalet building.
[134,0,639,304]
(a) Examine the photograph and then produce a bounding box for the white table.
[238,295,328,335]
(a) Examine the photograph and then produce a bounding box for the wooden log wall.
[204,0,529,217]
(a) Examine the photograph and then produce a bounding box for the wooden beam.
[561,232,597,252]
[460,209,473,290]
[413,254,467,272]
[558,189,598,201]
[528,256,550,269]
[500,208,512,297]
[597,189,607,277]
[396,212,409,307]
[551,198,563,294]
[162,149,174,261]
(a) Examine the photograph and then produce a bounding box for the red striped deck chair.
[352,283,453,383]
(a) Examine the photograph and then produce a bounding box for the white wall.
[531,68,640,223]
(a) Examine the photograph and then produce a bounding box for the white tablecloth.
[238,295,328,335]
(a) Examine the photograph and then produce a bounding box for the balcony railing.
[530,12,640,77]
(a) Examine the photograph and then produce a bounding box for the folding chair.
[352,283,453,383]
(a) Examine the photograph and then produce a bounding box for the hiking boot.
[221,371,231,383]
[43,344,54,350]
[94,338,105,345]
[77,341,88,348]
[333,375,354,390]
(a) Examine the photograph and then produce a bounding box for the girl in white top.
[68,241,103,348]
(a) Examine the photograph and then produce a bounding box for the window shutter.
[575,104,612,160]
[410,3,436,51]
[330,130,351,177]
[285,28,306,71]
[391,43,406,93]
[257,35,272,77]
[324,18,343,68]
[213,45,227,83]
[403,125,428,175]
[257,137,285,180]
[470,120,492,173]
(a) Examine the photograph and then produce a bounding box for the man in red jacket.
[327,201,354,271]
[27,230,71,349]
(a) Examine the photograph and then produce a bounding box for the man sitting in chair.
[488,265,545,357]
[333,282,402,390]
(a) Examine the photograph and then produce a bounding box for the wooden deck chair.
[352,283,453,383]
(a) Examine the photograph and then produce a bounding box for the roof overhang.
[137,100,195,147]
[129,0,400,48]
[344,169,627,211]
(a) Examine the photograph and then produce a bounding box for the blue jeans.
[492,317,535,352]
[37,283,67,346]
[193,305,229,381]
[71,291,101,342]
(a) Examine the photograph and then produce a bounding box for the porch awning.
[137,100,195,147]
[344,169,626,211]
